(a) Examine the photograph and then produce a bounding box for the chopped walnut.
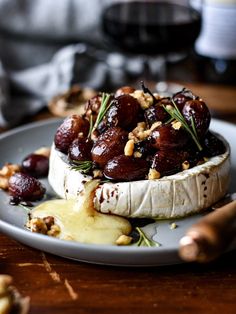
[124,139,134,156]
[116,234,132,246]
[27,216,61,237]
[182,161,190,170]
[28,218,47,234]
[131,90,155,109]
[150,121,162,131]
[134,151,142,158]
[148,169,161,180]
[0,177,9,190]
[34,146,51,158]
[128,122,151,142]
[172,121,182,130]
[43,216,55,229]
[93,169,103,178]
[47,224,60,237]
[0,163,21,190]
[170,222,178,230]
[28,216,61,238]
[0,275,30,314]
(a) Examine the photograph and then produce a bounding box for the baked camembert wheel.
[48,85,230,219]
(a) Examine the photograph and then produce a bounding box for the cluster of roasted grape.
[54,86,225,182]
[8,153,49,204]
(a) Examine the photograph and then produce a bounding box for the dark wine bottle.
[192,0,236,84]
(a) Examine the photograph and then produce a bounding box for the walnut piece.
[0,275,30,314]
[131,90,158,109]
[0,163,21,190]
[27,216,61,237]
[124,139,134,156]
[182,161,190,170]
[116,235,132,246]
[148,169,161,180]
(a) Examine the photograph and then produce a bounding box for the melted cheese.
[32,181,131,244]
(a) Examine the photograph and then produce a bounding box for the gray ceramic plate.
[0,118,235,266]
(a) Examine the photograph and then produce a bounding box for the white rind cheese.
[48,137,230,218]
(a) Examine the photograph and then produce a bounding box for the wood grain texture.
[1,83,236,314]
[1,233,236,314]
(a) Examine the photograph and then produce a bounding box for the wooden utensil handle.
[179,200,236,263]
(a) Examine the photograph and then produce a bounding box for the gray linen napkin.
[0,0,111,127]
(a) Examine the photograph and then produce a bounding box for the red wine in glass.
[102,1,201,55]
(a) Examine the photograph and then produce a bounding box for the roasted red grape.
[68,138,93,162]
[8,172,46,201]
[91,127,128,167]
[173,88,197,110]
[203,132,226,157]
[182,99,211,138]
[150,124,189,150]
[22,154,49,178]
[54,115,90,154]
[106,94,140,130]
[104,155,149,181]
[151,150,189,176]
[134,139,154,158]
[144,99,171,126]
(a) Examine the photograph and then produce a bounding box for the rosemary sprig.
[70,160,93,174]
[163,100,203,151]
[88,93,111,138]
[88,115,94,139]
[136,227,161,247]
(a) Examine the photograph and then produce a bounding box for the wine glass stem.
[143,55,167,82]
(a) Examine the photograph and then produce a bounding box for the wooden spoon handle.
[179,200,236,263]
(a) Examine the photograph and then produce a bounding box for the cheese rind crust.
[48,137,230,218]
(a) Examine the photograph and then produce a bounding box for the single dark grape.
[202,132,226,157]
[91,127,128,168]
[144,98,171,126]
[104,155,149,181]
[134,139,154,158]
[182,99,211,138]
[173,88,198,110]
[54,115,90,154]
[68,138,93,162]
[22,153,49,178]
[8,172,46,202]
[106,94,140,130]
[149,124,189,150]
[151,150,189,176]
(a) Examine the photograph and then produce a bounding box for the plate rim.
[0,117,235,266]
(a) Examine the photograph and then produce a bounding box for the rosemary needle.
[70,160,93,173]
[88,93,111,138]
[136,227,161,247]
[163,100,203,151]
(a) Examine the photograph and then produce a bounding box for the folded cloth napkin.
[0,0,114,127]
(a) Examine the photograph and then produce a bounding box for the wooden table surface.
[1,83,236,314]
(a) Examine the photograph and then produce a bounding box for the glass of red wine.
[102,0,202,94]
